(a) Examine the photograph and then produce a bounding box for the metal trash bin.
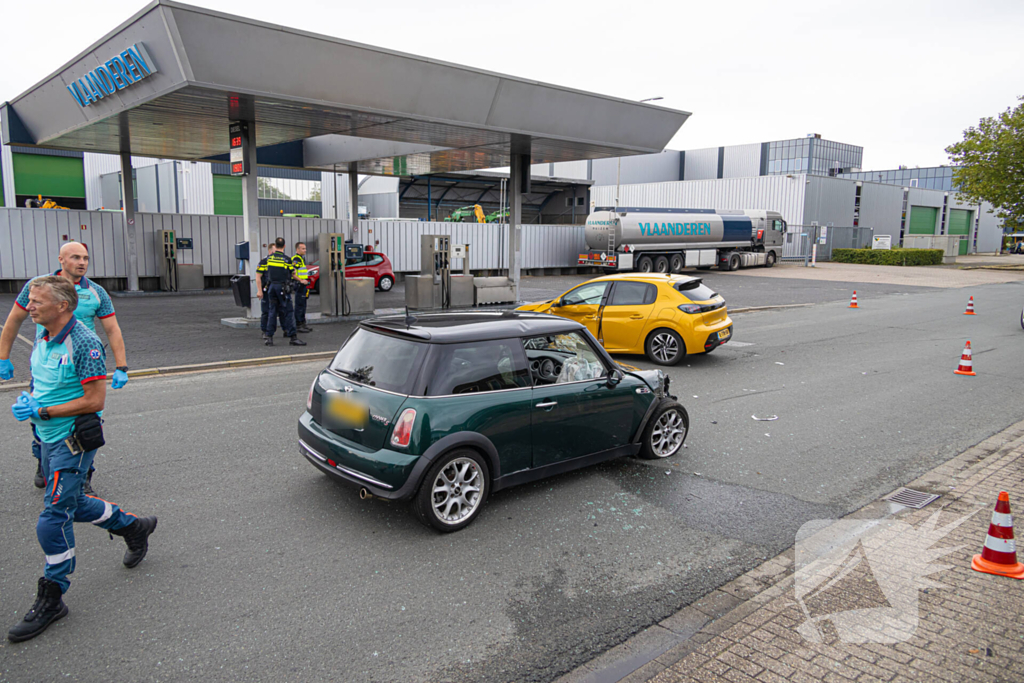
[230,275,250,308]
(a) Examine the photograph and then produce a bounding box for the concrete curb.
[0,351,336,393]
[556,417,1024,683]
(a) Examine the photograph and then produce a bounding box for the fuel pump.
[432,235,451,309]
[317,233,348,316]
[159,230,177,292]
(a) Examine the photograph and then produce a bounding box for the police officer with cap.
[261,237,306,347]
[254,243,277,339]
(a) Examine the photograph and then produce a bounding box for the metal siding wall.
[551,160,589,180]
[592,152,682,186]
[0,209,586,279]
[856,182,905,238]
[722,143,762,179]
[803,176,856,227]
[681,148,719,180]
[362,193,399,220]
[1,141,15,208]
[907,188,944,211]
[320,172,350,220]
[592,175,806,225]
[178,161,215,215]
[83,153,123,210]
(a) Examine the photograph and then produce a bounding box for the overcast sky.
[2,0,1021,171]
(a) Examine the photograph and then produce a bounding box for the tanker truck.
[578,207,786,272]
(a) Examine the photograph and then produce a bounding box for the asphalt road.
[0,268,931,374]
[2,279,1022,682]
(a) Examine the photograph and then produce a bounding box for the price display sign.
[229,121,250,176]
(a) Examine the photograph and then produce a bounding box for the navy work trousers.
[38,439,134,593]
[294,287,308,326]
[266,283,296,338]
[260,291,269,335]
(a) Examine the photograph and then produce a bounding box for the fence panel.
[1,208,590,280]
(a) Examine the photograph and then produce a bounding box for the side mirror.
[606,368,623,387]
[551,299,564,308]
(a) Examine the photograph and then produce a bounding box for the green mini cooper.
[298,312,689,532]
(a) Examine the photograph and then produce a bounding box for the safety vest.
[292,254,309,280]
[265,252,295,283]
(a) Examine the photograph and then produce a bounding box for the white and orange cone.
[972,491,1024,579]
[849,291,858,309]
[954,341,976,376]
[964,296,976,315]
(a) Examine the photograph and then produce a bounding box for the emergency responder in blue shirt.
[7,276,156,643]
[292,241,313,334]
[0,242,130,496]
[259,237,307,346]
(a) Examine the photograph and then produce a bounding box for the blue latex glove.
[0,358,12,381]
[112,369,129,389]
[12,391,41,421]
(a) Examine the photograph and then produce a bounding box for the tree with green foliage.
[946,96,1024,230]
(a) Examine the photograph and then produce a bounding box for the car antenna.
[404,306,417,329]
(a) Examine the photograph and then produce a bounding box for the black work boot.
[82,470,96,497]
[33,460,45,489]
[289,336,307,346]
[8,577,68,643]
[109,516,158,568]
[297,325,312,333]
[264,336,274,346]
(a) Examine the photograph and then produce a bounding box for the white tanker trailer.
[578,207,786,272]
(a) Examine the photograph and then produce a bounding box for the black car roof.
[360,311,584,343]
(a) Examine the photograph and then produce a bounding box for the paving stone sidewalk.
[562,421,1024,683]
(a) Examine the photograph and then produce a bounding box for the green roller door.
[908,206,938,235]
[12,153,85,198]
[948,209,972,255]
[213,175,243,216]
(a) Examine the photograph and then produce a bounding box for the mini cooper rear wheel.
[645,329,685,366]
[413,449,489,532]
[639,402,689,459]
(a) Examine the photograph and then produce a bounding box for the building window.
[257,177,321,201]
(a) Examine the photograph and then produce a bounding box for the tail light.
[307,376,318,411]
[390,408,416,448]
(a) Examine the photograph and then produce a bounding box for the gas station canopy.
[1,0,690,175]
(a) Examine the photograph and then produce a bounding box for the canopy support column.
[118,114,139,292]
[349,164,360,244]
[242,120,260,319]
[508,136,531,301]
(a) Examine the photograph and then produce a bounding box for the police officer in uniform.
[7,276,156,643]
[292,242,312,334]
[263,237,306,347]
[254,243,277,339]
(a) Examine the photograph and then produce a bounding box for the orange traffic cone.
[849,291,858,308]
[964,296,976,315]
[954,341,976,376]
[972,491,1024,579]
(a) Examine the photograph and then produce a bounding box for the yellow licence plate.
[718,328,731,340]
[326,393,366,428]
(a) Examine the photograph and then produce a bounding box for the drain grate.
[884,487,940,509]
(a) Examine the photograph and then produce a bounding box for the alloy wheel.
[431,458,482,524]
[651,332,679,363]
[651,409,686,457]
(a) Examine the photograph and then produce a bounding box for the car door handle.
[583,315,597,320]
[629,314,644,319]
[535,401,558,409]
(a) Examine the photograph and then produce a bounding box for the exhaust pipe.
[359,488,374,500]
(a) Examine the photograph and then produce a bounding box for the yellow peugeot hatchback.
[517,273,732,366]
